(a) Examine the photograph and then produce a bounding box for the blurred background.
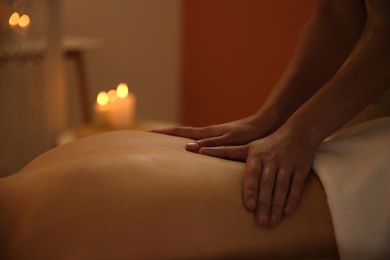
[0,0,313,176]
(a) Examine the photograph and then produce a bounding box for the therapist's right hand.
[198,125,315,227]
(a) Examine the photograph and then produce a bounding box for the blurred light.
[18,14,30,28]
[9,12,20,27]
[97,91,109,106]
[116,83,129,98]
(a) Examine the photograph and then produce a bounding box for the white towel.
[313,117,390,259]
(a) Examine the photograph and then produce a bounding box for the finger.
[243,155,262,211]
[150,127,180,135]
[152,126,224,140]
[196,135,232,147]
[186,135,230,153]
[269,168,292,227]
[186,132,251,153]
[199,145,248,162]
[283,168,309,216]
[256,162,277,226]
[151,126,203,139]
[185,142,201,153]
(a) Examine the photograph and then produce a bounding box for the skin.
[0,131,337,259]
[154,0,390,227]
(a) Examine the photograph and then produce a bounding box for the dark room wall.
[181,0,314,126]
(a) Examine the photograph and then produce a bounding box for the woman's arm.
[201,10,390,228]
[154,0,367,149]
[259,0,367,125]
[155,0,369,227]
[285,21,390,147]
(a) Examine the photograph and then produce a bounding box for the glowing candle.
[94,91,111,127]
[93,83,136,129]
[109,83,136,129]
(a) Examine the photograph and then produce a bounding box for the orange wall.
[181,0,314,126]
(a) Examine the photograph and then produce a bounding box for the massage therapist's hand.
[200,125,316,227]
[153,112,281,152]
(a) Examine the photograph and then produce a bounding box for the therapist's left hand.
[199,126,316,227]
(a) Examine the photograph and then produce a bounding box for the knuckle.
[246,170,259,180]
[247,144,259,155]
[246,164,261,179]
[276,178,289,190]
[201,137,220,147]
[292,174,306,188]
[265,151,277,162]
[261,174,274,186]
[295,159,306,169]
[199,137,210,146]
[244,173,260,187]
[201,125,221,137]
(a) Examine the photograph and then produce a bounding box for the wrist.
[253,106,287,131]
[282,119,324,150]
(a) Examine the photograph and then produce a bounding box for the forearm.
[258,0,367,126]
[285,23,390,147]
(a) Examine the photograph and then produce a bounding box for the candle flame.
[108,90,118,102]
[97,91,109,106]
[9,12,20,26]
[117,83,129,98]
[18,14,30,28]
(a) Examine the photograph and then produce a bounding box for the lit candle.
[108,83,136,129]
[94,91,111,127]
[93,83,136,129]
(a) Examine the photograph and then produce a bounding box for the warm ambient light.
[9,12,31,28]
[97,91,109,106]
[18,14,30,28]
[9,12,20,26]
[116,83,129,98]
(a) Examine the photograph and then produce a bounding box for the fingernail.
[258,212,268,225]
[247,197,256,210]
[186,142,200,153]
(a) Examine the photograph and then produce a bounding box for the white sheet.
[313,117,390,259]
